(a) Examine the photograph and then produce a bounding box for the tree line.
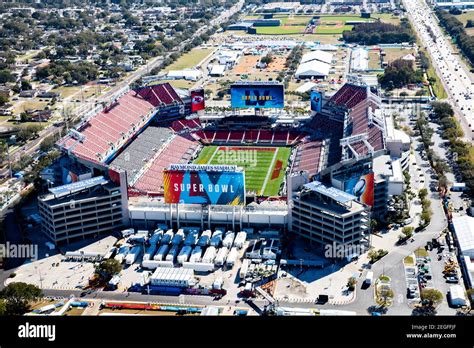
[436,9,474,65]
[342,19,415,45]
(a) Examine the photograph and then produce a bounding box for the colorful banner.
[163,169,245,205]
[231,83,284,109]
[310,90,323,112]
[344,172,374,207]
[62,168,78,184]
[191,89,205,112]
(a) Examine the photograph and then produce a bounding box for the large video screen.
[231,83,284,109]
[344,172,374,207]
[164,169,245,205]
[310,90,323,112]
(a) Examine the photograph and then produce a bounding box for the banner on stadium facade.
[163,169,245,205]
[191,89,205,112]
[230,82,284,109]
[344,172,374,207]
[310,90,323,112]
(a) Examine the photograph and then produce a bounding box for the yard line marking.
[207,146,220,164]
[260,148,279,195]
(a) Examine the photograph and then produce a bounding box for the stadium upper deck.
[57,83,183,164]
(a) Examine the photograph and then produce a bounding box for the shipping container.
[114,245,130,264]
[233,231,247,249]
[125,245,141,265]
[182,262,215,273]
[142,260,174,270]
[226,247,238,267]
[153,244,170,261]
[240,259,250,279]
[189,246,203,263]
[166,245,179,262]
[210,230,223,247]
[198,230,212,247]
[160,230,174,245]
[177,246,192,264]
[214,247,229,267]
[222,231,235,248]
[202,246,217,263]
[184,230,199,246]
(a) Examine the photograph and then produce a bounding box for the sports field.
[194,146,291,196]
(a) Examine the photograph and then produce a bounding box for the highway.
[403,0,473,141]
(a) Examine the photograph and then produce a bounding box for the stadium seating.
[109,126,173,184]
[58,90,156,163]
[329,83,367,109]
[291,140,323,178]
[136,83,182,107]
[132,134,199,193]
[171,118,202,133]
[191,129,306,146]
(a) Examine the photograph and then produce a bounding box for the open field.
[153,79,195,89]
[314,25,352,34]
[194,146,291,196]
[232,55,287,75]
[382,47,416,64]
[50,86,81,99]
[256,26,306,35]
[275,14,313,26]
[165,48,214,71]
[368,50,381,69]
[453,11,474,25]
[317,15,372,23]
[13,100,49,114]
[371,13,402,25]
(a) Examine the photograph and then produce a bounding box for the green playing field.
[194,146,291,196]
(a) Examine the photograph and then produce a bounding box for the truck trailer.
[222,232,235,248]
[153,244,170,261]
[214,247,229,267]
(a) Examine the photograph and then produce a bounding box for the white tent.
[301,50,333,65]
[452,215,474,258]
[449,285,467,307]
[295,60,330,79]
[351,47,368,72]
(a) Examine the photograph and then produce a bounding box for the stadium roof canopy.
[49,176,108,198]
[304,181,356,203]
[452,215,474,258]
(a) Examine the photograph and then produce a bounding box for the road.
[0,0,244,178]
[402,0,473,141]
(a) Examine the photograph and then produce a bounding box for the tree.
[418,188,428,200]
[347,277,357,291]
[402,226,414,238]
[0,95,8,106]
[0,282,42,315]
[420,289,443,307]
[95,259,121,281]
[0,299,5,315]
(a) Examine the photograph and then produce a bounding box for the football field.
[194,146,291,196]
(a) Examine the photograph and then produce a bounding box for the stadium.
[43,79,410,246]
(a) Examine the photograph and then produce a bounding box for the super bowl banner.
[310,90,323,112]
[164,169,245,205]
[191,89,205,112]
[231,83,284,109]
[344,172,374,207]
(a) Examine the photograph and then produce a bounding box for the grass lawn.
[368,50,381,69]
[315,25,353,34]
[382,47,416,63]
[50,86,81,99]
[153,79,194,89]
[277,15,313,26]
[166,48,214,71]
[13,100,49,114]
[194,146,291,196]
[256,26,306,35]
[371,13,402,25]
[300,34,342,44]
[317,15,372,23]
[454,12,474,25]
[427,66,448,99]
